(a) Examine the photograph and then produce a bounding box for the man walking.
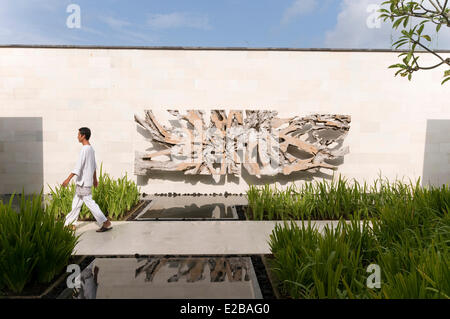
[62,127,112,232]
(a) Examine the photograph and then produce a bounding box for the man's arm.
[63,172,76,187]
[93,170,97,185]
[93,161,98,187]
[62,149,85,187]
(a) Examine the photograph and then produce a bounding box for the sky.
[0,0,449,49]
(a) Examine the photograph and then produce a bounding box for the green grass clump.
[269,217,376,299]
[0,189,79,294]
[268,178,450,299]
[246,172,449,221]
[47,162,141,221]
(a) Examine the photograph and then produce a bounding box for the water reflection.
[136,196,241,220]
[138,204,235,219]
[77,263,98,299]
[74,256,262,299]
[134,257,250,283]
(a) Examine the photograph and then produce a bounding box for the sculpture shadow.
[137,171,227,186]
[137,166,337,187]
[239,167,335,186]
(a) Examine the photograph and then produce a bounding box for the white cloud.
[324,0,450,49]
[0,1,159,45]
[147,12,212,30]
[0,0,68,44]
[116,30,158,44]
[281,0,318,24]
[99,16,131,29]
[98,15,157,44]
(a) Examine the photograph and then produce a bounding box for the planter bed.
[1,256,95,299]
[237,205,369,221]
[237,201,449,299]
[260,254,286,299]
[251,255,277,299]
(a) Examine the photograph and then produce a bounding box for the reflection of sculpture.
[135,257,165,282]
[168,259,205,282]
[208,257,250,282]
[139,203,229,219]
[134,110,351,178]
[134,257,251,283]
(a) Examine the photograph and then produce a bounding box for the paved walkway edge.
[73,220,364,256]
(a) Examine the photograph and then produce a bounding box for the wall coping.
[0,44,449,53]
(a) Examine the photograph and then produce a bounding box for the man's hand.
[62,173,75,188]
[62,178,70,188]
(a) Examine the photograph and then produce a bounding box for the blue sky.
[0,0,449,49]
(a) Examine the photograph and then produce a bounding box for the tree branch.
[382,0,450,83]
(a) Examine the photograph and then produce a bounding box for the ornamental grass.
[0,189,79,294]
[46,162,140,221]
[246,172,449,220]
[267,175,450,299]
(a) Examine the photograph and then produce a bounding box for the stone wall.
[0,46,449,194]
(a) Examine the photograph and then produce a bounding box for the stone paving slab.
[73,220,343,256]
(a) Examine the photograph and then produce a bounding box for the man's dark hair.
[79,127,91,140]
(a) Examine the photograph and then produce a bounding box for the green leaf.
[393,38,407,46]
[394,40,409,49]
[393,18,404,29]
[417,24,424,35]
[405,52,413,64]
[388,64,403,69]
[422,35,431,42]
[442,77,450,85]
[403,16,409,28]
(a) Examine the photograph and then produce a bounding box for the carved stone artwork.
[134,110,351,178]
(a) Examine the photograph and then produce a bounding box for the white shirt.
[72,145,97,187]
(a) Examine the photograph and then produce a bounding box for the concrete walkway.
[73,220,342,256]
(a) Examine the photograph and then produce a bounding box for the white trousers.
[64,192,107,227]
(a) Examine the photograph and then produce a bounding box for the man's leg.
[64,194,84,227]
[82,194,108,227]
